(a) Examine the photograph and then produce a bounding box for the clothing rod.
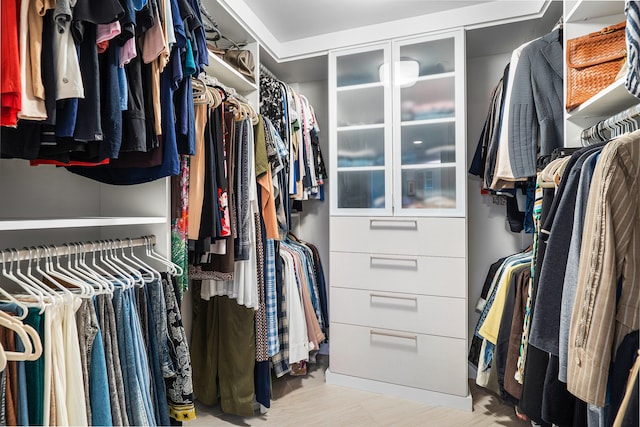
[0,235,157,262]
[259,64,278,81]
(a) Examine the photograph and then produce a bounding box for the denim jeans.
[141,285,170,426]
[90,328,113,426]
[114,287,151,426]
[127,288,157,426]
[147,279,174,379]
[95,294,129,427]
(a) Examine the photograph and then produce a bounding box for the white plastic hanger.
[10,248,53,315]
[143,236,183,276]
[71,243,112,295]
[36,247,74,299]
[0,252,32,321]
[115,239,157,284]
[125,238,161,282]
[25,247,63,309]
[1,250,46,314]
[47,245,94,298]
[64,243,109,295]
[87,242,121,292]
[106,240,144,286]
[97,241,135,289]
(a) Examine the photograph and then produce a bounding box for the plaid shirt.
[265,239,279,357]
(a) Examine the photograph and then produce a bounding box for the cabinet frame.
[329,31,466,217]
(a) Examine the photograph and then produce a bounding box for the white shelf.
[204,51,258,94]
[413,72,455,83]
[566,0,624,23]
[336,166,386,172]
[337,123,385,132]
[337,82,384,92]
[401,117,455,127]
[401,163,456,170]
[0,217,167,231]
[567,78,640,123]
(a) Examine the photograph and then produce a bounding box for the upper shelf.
[566,0,625,23]
[204,51,258,94]
[0,217,167,231]
[567,78,640,123]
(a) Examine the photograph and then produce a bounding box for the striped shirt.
[625,0,640,97]
[568,131,640,406]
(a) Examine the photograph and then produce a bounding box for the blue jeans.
[114,287,152,426]
[90,327,113,426]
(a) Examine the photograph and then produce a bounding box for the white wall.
[465,53,528,375]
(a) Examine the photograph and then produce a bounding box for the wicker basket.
[566,21,627,111]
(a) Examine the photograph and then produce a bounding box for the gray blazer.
[508,28,564,178]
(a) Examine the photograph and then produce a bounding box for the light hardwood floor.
[189,356,530,426]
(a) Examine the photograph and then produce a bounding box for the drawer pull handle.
[369,219,418,230]
[370,256,418,269]
[370,329,418,341]
[370,293,418,302]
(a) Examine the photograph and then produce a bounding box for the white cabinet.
[327,29,471,411]
[329,30,466,217]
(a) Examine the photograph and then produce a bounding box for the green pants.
[190,282,256,416]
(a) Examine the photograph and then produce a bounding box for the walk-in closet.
[0,0,638,426]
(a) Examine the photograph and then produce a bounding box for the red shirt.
[1,0,21,126]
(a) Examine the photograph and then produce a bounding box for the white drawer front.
[330,252,465,298]
[330,323,468,396]
[330,216,466,257]
[330,288,465,338]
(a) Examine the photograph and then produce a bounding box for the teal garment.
[24,307,44,426]
[184,40,196,77]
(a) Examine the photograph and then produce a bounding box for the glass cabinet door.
[330,45,393,214]
[392,31,465,216]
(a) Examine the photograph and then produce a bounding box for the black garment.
[121,46,148,153]
[197,105,222,244]
[254,362,270,409]
[484,63,511,189]
[469,66,507,179]
[117,0,136,42]
[74,22,103,142]
[609,331,640,426]
[99,43,123,160]
[73,0,123,26]
[541,355,575,426]
[519,345,551,426]
[618,373,638,427]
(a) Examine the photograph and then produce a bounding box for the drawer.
[331,288,465,338]
[330,252,465,298]
[330,323,468,396]
[330,216,465,257]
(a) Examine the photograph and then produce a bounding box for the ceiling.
[241,0,491,42]
[204,0,559,82]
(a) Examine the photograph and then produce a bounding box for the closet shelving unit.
[327,29,471,411]
[205,49,259,95]
[0,158,171,255]
[564,0,635,145]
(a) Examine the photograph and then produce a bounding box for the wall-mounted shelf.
[566,0,624,23]
[0,217,168,231]
[205,51,258,94]
[567,79,639,124]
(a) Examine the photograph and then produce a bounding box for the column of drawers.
[329,216,468,397]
